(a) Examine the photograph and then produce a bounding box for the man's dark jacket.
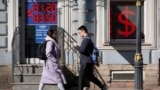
[75,36,94,65]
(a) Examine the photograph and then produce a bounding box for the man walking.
[73,25,107,90]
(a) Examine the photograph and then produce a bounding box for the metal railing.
[12,27,20,65]
[11,26,107,88]
[58,29,107,87]
[58,28,80,75]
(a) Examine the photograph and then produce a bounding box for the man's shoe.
[101,85,108,90]
[83,87,89,90]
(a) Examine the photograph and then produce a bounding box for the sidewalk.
[108,87,160,90]
[89,86,160,90]
[108,88,133,90]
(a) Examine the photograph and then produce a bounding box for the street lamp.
[134,0,143,90]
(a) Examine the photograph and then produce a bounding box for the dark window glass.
[110,1,144,40]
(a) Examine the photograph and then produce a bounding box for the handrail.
[12,27,20,65]
[12,27,20,82]
[58,28,80,75]
[59,29,107,87]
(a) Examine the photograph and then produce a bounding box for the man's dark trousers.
[78,63,103,90]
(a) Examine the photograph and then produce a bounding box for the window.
[97,0,156,48]
[109,0,144,43]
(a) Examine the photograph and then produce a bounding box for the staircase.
[12,29,80,90]
[13,64,61,90]
[12,27,107,90]
[12,63,81,90]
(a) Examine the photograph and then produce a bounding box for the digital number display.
[26,2,57,25]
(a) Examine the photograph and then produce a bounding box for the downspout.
[77,0,87,44]
[58,0,65,65]
[78,0,86,26]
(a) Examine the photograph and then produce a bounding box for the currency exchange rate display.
[26,2,57,25]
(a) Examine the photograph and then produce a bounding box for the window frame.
[102,0,156,49]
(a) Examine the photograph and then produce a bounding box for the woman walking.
[39,29,66,90]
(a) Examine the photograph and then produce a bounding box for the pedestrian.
[73,25,107,90]
[39,29,66,90]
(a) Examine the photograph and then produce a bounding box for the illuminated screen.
[110,1,144,39]
[26,2,57,25]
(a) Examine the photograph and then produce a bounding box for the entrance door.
[19,0,58,64]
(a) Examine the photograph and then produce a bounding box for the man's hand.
[73,42,78,47]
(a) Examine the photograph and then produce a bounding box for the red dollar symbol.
[118,6,136,38]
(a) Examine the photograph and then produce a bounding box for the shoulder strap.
[85,36,90,39]
[85,37,93,54]
[46,40,58,58]
[85,36,95,46]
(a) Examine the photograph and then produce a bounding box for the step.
[13,82,59,90]
[13,64,78,75]
[13,82,78,90]
[13,64,43,74]
[13,73,41,83]
[13,74,79,89]
[13,64,79,90]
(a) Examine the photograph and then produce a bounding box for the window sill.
[103,42,152,46]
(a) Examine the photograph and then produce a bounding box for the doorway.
[19,0,58,64]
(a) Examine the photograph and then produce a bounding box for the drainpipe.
[76,0,87,65]
[78,0,86,26]
[77,0,88,89]
[58,0,65,65]
[77,0,87,43]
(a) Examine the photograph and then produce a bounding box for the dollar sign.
[118,6,136,38]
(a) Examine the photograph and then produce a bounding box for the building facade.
[58,0,160,88]
[0,0,160,89]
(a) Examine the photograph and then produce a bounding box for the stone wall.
[0,65,12,89]
[144,64,160,89]
[1,64,159,89]
[89,64,160,89]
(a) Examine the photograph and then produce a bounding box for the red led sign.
[26,2,57,24]
[117,6,136,38]
[110,1,138,39]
